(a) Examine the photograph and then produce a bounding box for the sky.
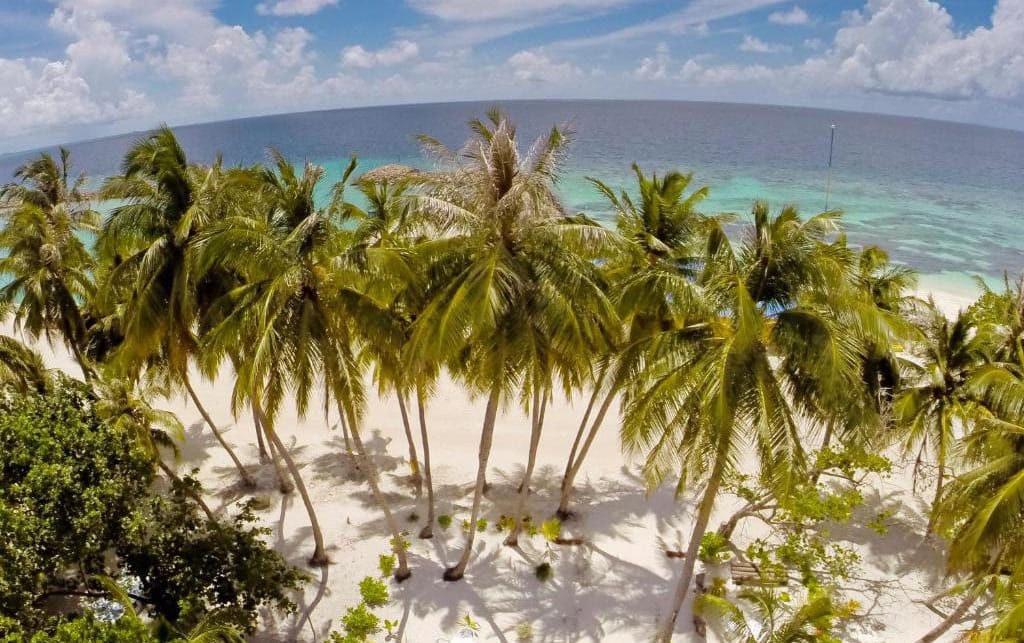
[1,0,1022,151]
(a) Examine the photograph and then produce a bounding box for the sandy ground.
[5,289,981,642]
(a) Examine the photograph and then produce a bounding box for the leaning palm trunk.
[255,401,329,566]
[416,383,436,539]
[557,388,616,519]
[560,375,605,495]
[252,385,293,494]
[252,401,269,463]
[338,405,353,455]
[396,392,422,492]
[654,437,730,643]
[182,375,256,488]
[926,468,945,536]
[505,388,548,546]
[339,400,411,581]
[914,590,979,643]
[68,339,96,385]
[157,458,216,521]
[444,383,502,581]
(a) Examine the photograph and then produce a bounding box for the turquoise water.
[3,100,1021,297]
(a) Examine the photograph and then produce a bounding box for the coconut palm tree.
[197,151,412,574]
[0,330,49,393]
[626,202,869,641]
[0,149,98,381]
[696,587,850,643]
[344,174,424,491]
[92,375,217,520]
[556,164,714,519]
[97,127,254,487]
[895,303,992,532]
[409,108,618,580]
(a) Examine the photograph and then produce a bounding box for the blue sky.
[1,0,1022,151]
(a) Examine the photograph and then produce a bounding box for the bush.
[378,554,396,578]
[437,514,452,529]
[534,562,553,582]
[340,604,380,641]
[358,577,389,608]
[0,377,304,636]
[0,378,153,627]
[119,489,305,633]
[698,532,731,564]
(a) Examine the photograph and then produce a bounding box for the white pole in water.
[824,122,836,211]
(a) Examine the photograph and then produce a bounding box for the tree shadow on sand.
[328,465,687,641]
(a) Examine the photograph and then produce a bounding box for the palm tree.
[409,108,618,580]
[198,151,412,574]
[894,303,991,532]
[625,202,869,641]
[557,164,713,519]
[927,408,1024,641]
[97,127,255,487]
[0,316,49,394]
[0,149,98,381]
[696,587,849,643]
[345,174,424,492]
[92,375,217,520]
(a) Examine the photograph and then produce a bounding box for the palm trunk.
[157,458,216,521]
[340,400,411,581]
[253,401,269,463]
[416,383,436,539]
[444,382,501,581]
[182,375,255,488]
[338,405,353,455]
[654,440,730,643]
[560,377,604,493]
[68,340,95,385]
[506,388,547,546]
[253,385,293,494]
[556,388,616,519]
[256,402,329,567]
[914,591,979,643]
[926,467,944,535]
[397,392,422,492]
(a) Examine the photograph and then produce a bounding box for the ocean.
[2,99,1021,296]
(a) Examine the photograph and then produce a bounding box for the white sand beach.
[6,289,975,642]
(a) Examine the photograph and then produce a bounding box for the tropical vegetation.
[1,110,1022,641]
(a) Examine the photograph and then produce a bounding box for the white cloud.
[739,35,791,53]
[552,0,787,50]
[657,0,1024,108]
[408,0,635,22]
[807,0,1024,100]
[803,37,823,50]
[507,50,581,83]
[768,6,810,25]
[256,0,338,16]
[635,43,671,80]
[0,58,152,138]
[342,40,419,68]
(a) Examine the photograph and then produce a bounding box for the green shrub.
[378,554,396,578]
[534,562,553,582]
[358,577,389,608]
[0,378,152,627]
[698,532,731,564]
[437,514,453,529]
[340,604,380,641]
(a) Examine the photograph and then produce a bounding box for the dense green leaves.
[0,377,153,624]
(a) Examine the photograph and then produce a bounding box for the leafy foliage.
[0,377,153,625]
[119,488,304,633]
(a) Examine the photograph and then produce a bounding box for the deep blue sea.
[2,100,1022,296]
